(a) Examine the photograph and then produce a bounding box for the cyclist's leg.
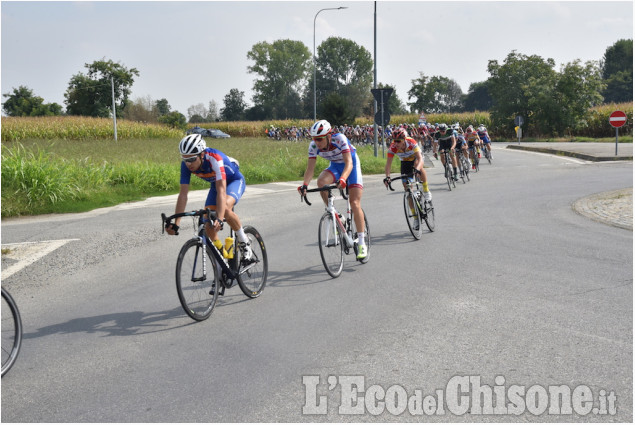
[317,167,337,206]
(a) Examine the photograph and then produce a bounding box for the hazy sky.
[1,1,633,117]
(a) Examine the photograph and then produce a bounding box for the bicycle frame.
[304,186,355,249]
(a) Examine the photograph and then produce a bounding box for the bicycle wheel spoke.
[318,213,344,277]
[1,288,22,376]
[176,240,218,321]
[237,226,268,298]
[403,192,422,240]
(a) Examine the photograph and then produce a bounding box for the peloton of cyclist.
[165,133,252,260]
[477,125,493,158]
[384,127,433,200]
[434,123,459,181]
[298,119,368,260]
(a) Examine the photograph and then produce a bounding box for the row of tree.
[2,39,632,136]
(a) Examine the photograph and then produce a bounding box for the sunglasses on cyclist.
[394,138,406,143]
[182,155,199,164]
[312,136,328,143]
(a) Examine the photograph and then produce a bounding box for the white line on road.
[2,239,79,279]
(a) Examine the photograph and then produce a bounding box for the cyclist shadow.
[370,231,424,246]
[267,264,340,288]
[22,306,196,339]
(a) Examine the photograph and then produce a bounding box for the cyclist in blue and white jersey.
[477,125,493,158]
[298,120,368,259]
[165,133,252,259]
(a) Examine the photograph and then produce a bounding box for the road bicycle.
[455,148,471,183]
[385,172,435,239]
[301,185,370,278]
[161,209,268,321]
[438,148,457,191]
[468,145,480,172]
[482,144,492,164]
[2,287,22,377]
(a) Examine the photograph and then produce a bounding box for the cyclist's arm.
[214,178,228,229]
[385,154,394,179]
[413,150,424,171]
[302,157,317,187]
[166,184,189,234]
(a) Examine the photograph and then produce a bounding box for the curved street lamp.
[313,6,347,121]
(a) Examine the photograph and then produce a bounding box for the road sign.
[514,116,524,126]
[609,110,627,128]
[374,111,391,127]
[371,88,393,106]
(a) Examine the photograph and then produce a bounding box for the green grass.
[1,138,399,217]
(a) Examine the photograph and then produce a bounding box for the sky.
[1,1,633,118]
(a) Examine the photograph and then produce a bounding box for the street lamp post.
[313,6,347,121]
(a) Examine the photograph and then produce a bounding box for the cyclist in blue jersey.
[477,125,493,158]
[298,119,368,259]
[165,134,252,259]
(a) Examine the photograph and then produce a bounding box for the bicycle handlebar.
[384,171,420,192]
[161,209,224,235]
[301,184,348,206]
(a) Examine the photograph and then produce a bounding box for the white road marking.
[1,239,79,279]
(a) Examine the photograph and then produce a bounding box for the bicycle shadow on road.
[371,231,429,246]
[267,264,341,288]
[22,306,197,339]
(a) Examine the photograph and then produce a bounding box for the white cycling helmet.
[310,120,332,137]
[179,134,207,155]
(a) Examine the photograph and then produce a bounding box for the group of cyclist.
[165,118,493,264]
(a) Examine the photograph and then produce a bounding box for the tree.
[247,39,311,119]
[123,95,159,122]
[64,58,139,117]
[158,111,187,129]
[601,39,633,103]
[220,88,247,121]
[2,85,62,116]
[407,73,463,113]
[206,101,219,122]
[315,37,373,119]
[487,51,604,136]
[155,98,171,116]
[463,81,493,112]
[487,51,556,133]
[320,93,354,126]
[187,103,208,122]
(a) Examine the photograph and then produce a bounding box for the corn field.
[1,116,183,142]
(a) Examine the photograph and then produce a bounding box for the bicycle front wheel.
[423,200,436,232]
[318,212,344,278]
[403,192,423,240]
[1,287,22,376]
[237,225,268,298]
[176,239,219,321]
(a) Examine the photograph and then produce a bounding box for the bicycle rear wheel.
[318,212,344,278]
[443,160,453,191]
[403,191,423,240]
[351,209,371,263]
[423,200,436,232]
[1,288,22,377]
[176,239,219,321]
[237,225,268,298]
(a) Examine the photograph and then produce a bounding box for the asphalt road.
[1,146,632,422]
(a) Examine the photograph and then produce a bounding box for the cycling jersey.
[308,132,357,163]
[180,147,245,207]
[308,133,363,188]
[477,129,491,143]
[387,137,420,162]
